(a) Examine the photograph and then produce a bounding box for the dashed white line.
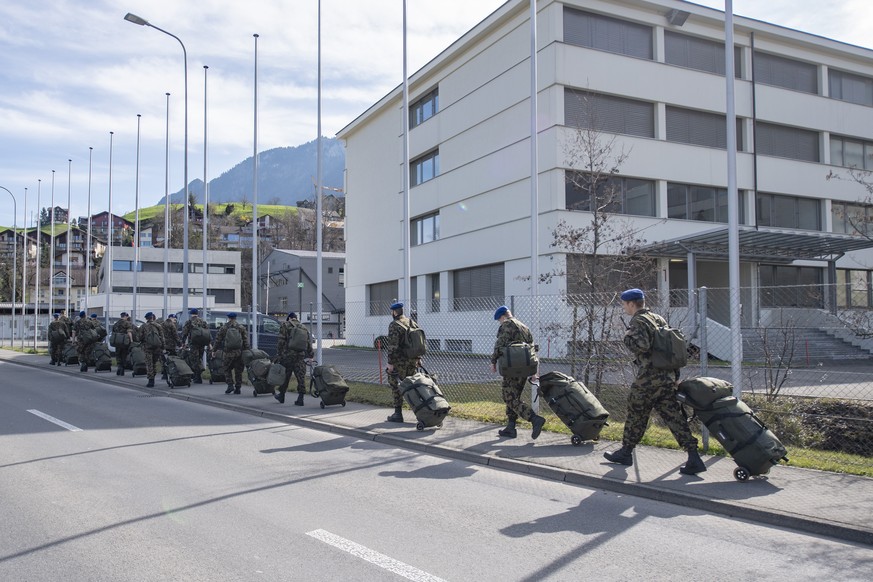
[27,409,83,432]
[306,529,448,582]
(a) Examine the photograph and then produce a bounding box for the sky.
[1,0,872,228]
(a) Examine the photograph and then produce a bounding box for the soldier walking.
[72,310,97,372]
[274,312,314,405]
[214,312,248,395]
[603,288,706,475]
[180,308,209,384]
[47,312,68,365]
[161,313,181,380]
[140,312,165,388]
[491,306,546,440]
[385,302,420,423]
[111,312,135,376]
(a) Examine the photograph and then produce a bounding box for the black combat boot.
[50,359,56,366]
[146,378,155,388]
[386,407,404,423]
[531,415,546,440]
[274,391,285,404]
[117,366,124,376]
[225,385,235,394]
[679,448,707,475]
[193,373,202,384]
[498,419,517,438]
[604,445,634,466]
[80,363,88,372]
[234,385,241,395]
[294,393,305,406]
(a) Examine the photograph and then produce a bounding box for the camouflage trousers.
[223,349,244,387]
[187,346,205,376]
[622,373,698,451]
[144,348,163,380]
[388,359,419,408]
[278,353,307,395]
[501,375,535,423]
[115,346,130,370]
[50,340,65,364]
[77,342,95,367]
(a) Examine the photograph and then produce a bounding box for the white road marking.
[27,409,83,432]
[306,529,448,582]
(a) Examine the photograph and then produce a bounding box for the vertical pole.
[133,114,141,320]
[21,186,27,350]
[316,0,324,363]
[86,147,93,315]
[105,132,114,330]
[402,0,411,305]
[529,0,539,413]
[49,170,55,321]
[34,179,41,351]
[203,65,209,315]
[65,159,72,315]
[164,92,170,318]
[251,33,260,349]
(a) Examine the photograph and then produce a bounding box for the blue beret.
[144,312,155,319]
[390,302,403,310]
[620,288,645,301]
[287,312,297,320]
[227,312,237,318]
[494,305,509,320]
[53,312,60,318]
[167,314,176,319]
[79,310,86,317]
[189,308,199,315]
[90,314,98,318]
[120,312,129,317]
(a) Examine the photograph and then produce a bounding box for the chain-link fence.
[338,285,872,475]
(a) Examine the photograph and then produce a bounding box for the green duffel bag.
[189,326,212,347]
[77,327,98,344]
[538,371,609,443]
[248,358,271,381]
[497,342,539,378]
[242,348,270,365]
[677,377,734,410]
[266,362,286,386]
[110,331,131,348]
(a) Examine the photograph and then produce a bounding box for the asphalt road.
[1,362,871,581]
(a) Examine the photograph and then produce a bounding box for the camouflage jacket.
[112,318,135,340]
[181,316,208,343]
[48,319,68,342]
[625,308,673,377]
[59,316,73,336]
[162,318,181,348]
[277,320,314,359]
[491,317,534,365]
[72,317,95,340]
[387,315,415,365]
[215,320,249,352]
[140,321,165,351]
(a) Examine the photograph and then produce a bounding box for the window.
[368,280,398,316]
[832,202,873,235]
[667,183,745,224]
[666,107,743,150]
[830,136,873,170]
[410,88,439,128]
[565,89,654,138]
[452,263,504,311]
[829,69,873,107]
[411,213,439,246]
[209,289,235,304]
[279,297,288,310]
[566,173,656,217]
[753,51,817,94]
[664,31,742,77]
[428,273,440,313]
[208,264,235,275]
[411,150,439,186]
[563,7,652,60]
[756,193,821,230]
[759,265,823,308]
[445,339,472,353]
[112,260,141,272]
[756,122,819,162]
[836,269,873,308]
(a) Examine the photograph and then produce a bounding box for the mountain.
[160,137,344,206]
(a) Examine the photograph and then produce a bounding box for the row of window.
[563,6,873,107]
[112,261,236,274]
[110,287,236,304]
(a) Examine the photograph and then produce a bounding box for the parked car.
[198,311,284,356]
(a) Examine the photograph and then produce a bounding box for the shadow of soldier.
[379,459,478,480]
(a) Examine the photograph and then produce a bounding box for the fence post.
[698,286,710,453]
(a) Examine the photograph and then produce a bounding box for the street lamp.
[21,186,27,350]
[202,65,209,316]
[49,169,55,322]
[251,33,259,349]
[125,12,190,322]
[1,186,18,349]
[105,131,114,332]
[163,92,170,318]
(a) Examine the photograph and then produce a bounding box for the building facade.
[338,0,873,355]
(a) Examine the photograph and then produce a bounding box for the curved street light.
[1,186,18,348]
[125,12,190,322]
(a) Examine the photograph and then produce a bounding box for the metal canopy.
[634,225,873,262]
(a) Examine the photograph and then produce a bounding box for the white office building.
[338,0,873,356]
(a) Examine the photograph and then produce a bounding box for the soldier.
[140,312,165,388]
[72,310,96,372]
[603,288,706,475]
[491,306,546,440]
[59,309,73,339]
[162,313,181,356]
[181,308,209,384]
[47,312,68,365]
[111,312,135,376]
[274,312,314,405]
[385,302,420,423]
[214,312,248,395]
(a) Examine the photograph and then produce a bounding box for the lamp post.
[163,92,170,318]
[125,12,189,323]
[65,158,72,315]
[251,33,259,348]
[0,186,17,348]
[21,186,27,350]
[34,179,40,351]
[202,65,209,315]
[86,147,93,313]
[133,113,142,320]
[49,169,55,322]
[105,132,114,332]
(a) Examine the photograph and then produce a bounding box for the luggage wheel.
[252,390,258,397]
[416,422,425,431]
[571,435,582,446]
[320,402,325,409]
[733,466,751,482]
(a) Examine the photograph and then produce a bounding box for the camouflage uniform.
[491,316,537,423]
[111,317,135,373]
[215,320,249,391]
[59,313,73,338]
[140,320,165,380]
[48,317,68,364]
[72,316,97,369]
[162,317,181,356]
[181,315,210,380]
[621,307,697,452]
[276,319,314,398]
[387,314,420,408]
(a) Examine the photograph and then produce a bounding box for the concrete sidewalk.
[2,348,871,546]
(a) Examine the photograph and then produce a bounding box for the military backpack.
[642,313,687,370]
[143,324,163,349]
[189,325,212,347]
[400,320,427,359]
[285,323,310,353]
[224,325,243,351]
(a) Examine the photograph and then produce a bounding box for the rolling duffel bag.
[126,342,148,376]
[246,358,275,396]
[163,354,193,388]
[537,371,609,445]
[399,367,451,431]
[309,364,349,408]
[90,343,113,372]
[208,349,226,384]
[677,378,789,481]
[63,340,79,366]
